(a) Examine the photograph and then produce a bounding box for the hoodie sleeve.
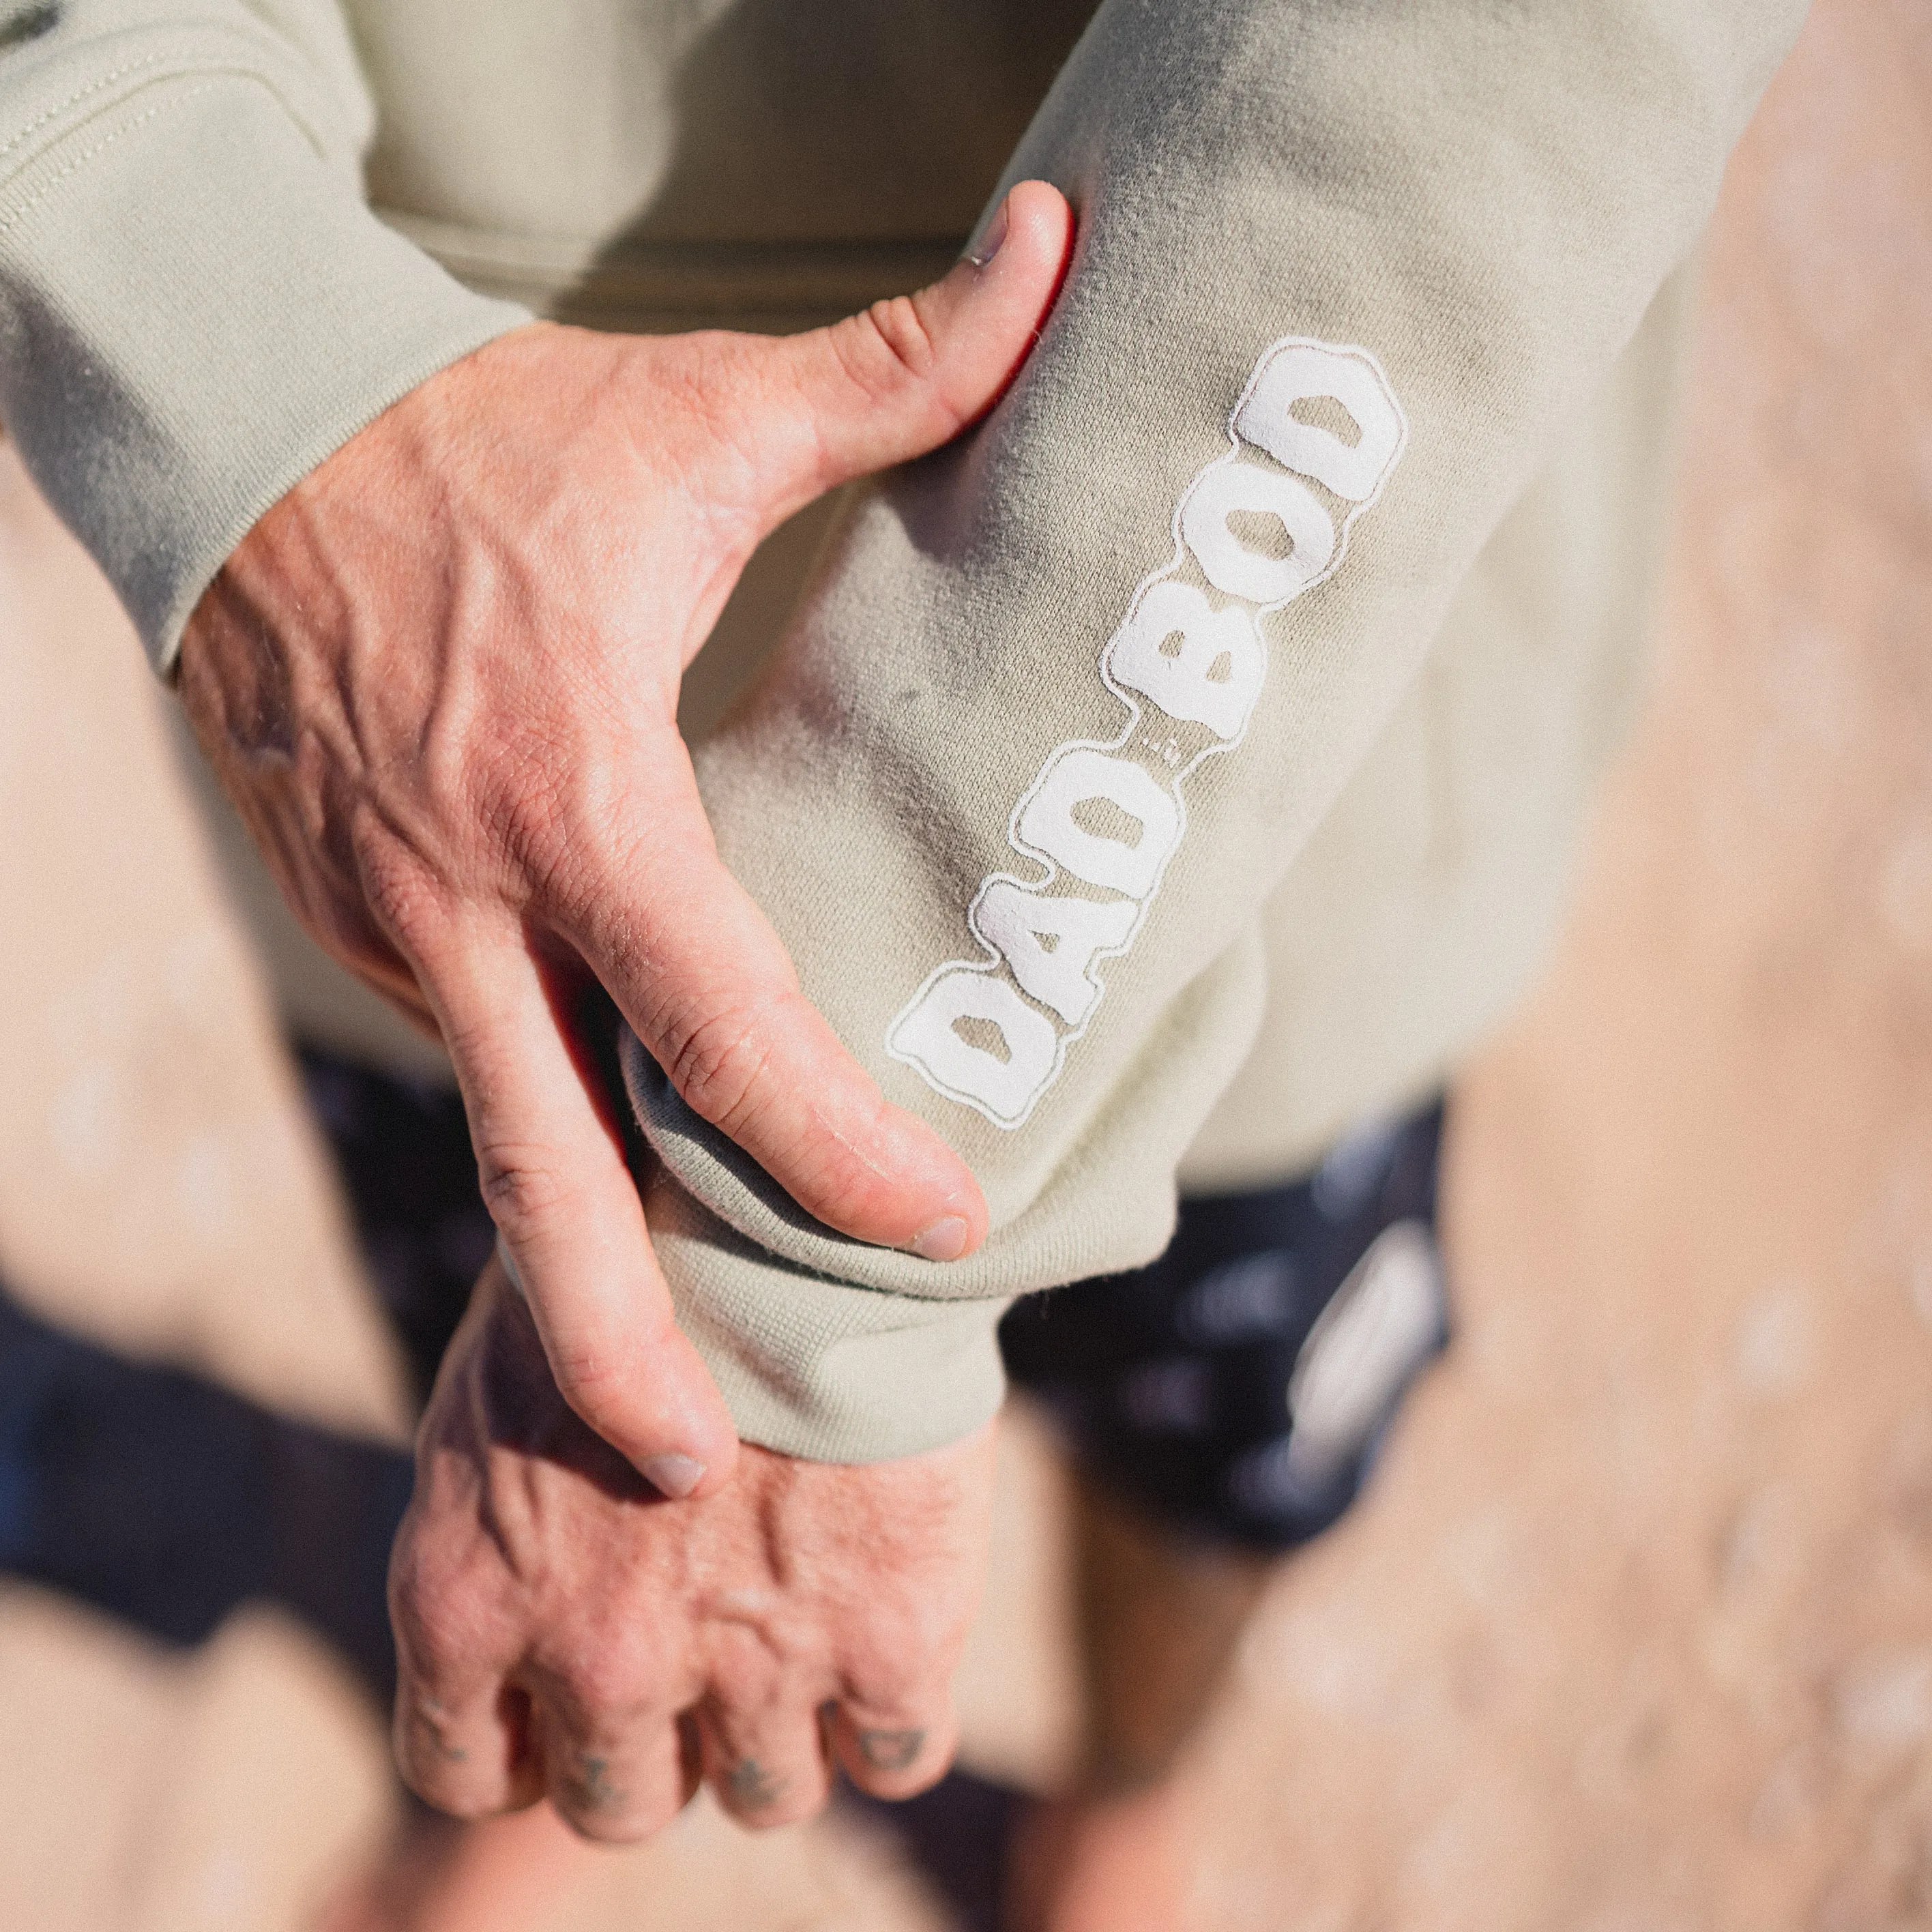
[624,0,1809,1461]
[0,0,527,671]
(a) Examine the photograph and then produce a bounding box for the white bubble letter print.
[1105,581,1264,742]
[1235,342,1407,501]
[888,336,1407,1129]
[1181,462,1335,604]
[888,968,1061,1128]
[976,883,1139,1025]
[1016,748,1181,899]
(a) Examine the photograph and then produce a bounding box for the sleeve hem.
[643,1167,1013,1462]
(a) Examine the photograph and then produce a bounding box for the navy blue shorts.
[301,1044,1446,1555]
[1000,1102,1448,1549]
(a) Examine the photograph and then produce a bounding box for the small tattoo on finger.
[857,1727,925,1772]
[411,1703,469,1763]
[566,1754,621,1812]
[726,1757,787,1810]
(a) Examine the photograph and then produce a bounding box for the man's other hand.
[177,184,1073,1495]
[389,1257,995,1836]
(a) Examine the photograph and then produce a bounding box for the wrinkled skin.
[177,183,1072,1493]
[390,1259,997,1838]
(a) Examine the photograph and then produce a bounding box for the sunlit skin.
[387,1260,997,1837]
[178,181,1073,1497]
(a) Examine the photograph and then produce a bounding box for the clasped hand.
[390,1261,995,1832]
[178,181,1074,1828]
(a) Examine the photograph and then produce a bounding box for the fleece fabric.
[0,0,1804,1458]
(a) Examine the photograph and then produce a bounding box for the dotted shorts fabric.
[1001,1100,1448,1549]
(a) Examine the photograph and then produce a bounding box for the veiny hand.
[389,1257,997,1837]
[177,184,1074,1496]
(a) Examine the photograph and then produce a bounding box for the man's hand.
[177,184,1073,1495]
[388,1257,996,1836]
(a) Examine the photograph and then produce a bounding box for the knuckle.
[499,774,615,921]
[841,1658,929,1721]
[704,1692,828,1826]
[392,1594,475,1690]
[658,995,780,1132]
[853,295,939,390]
[387,1556,464,1669]
[847,1721,929,1774]
[763,1103,901,1233]
[553,1656,648,1728]
[548,1754,673,1845]
[839,1684,954,1792]
[543,1328,652,1439]
[840,1616,937,1707]
[475,1141,580,1244]
[351,819,446,956]
[486,747,570,859]
[716,1762,825,1830]
[392,1702,491,1813]
[540,1620,664,1728]
[387,1539,511,1686]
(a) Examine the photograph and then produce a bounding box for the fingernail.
[968,199,1010,268]
[641,1453,705,1499]
[907,1214,970,1263]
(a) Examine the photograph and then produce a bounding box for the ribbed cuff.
[643,1165,1012,1463]
[618,932,1266,1460]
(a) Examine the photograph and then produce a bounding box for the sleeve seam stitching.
[0,51,169,163]
[0,19,355,188]
[0,77,220,239]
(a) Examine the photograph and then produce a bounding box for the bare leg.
[313,1798,604,1932]
[1008,1469,1272,1932]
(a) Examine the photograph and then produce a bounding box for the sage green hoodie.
[0,0,1806,1460]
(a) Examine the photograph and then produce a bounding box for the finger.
[392,1672,542,1818]
[412,918,740,1494]
[531,1700,697,1845]
[721,177,1076,525]
[386,1303,546,1817]
[823,1694,960,1802]
[389,1545,539,1818]
[697,1690,834,1830]
[557,746,988,1261]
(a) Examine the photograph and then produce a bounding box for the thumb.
[755,179,1074,514]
